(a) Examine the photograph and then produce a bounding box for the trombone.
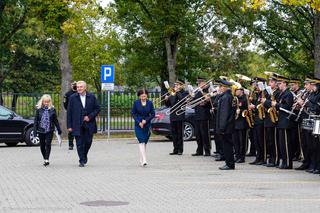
[167,79,214,116]
[154,81,184,106]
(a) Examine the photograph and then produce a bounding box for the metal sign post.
[101,65,115,138]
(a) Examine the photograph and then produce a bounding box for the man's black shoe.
[255,161,265,166]
[295,164,309,170]
[266,163,276,167]
[219,165,235,170]
[69,146,73,150]
[177,152,183,155]
[169,152,178,155]
[249,160,258,165]
[204,153,211,157]
[79,163,85,167]
[192,153,203,156]
[313,169,320,174]
[215,157,225,161]
[236,159,245,163]
[306,169,314,173]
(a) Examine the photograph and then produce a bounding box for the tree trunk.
[165,34,178,84]
[59,34,72,138]
[11,93,18,112]
[314,12,320,78]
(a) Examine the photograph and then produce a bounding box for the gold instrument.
[256,82,266,120]
[154,81,185,106]
[267,91,278,123]
[235,96,240,119]
[242,89,254,128]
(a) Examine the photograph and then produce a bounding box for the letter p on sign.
[101,65,115,83]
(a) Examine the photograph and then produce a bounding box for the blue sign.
[101,65,115,83]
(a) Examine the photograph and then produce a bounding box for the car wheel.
[5,142,19,147]
[183,122,194,141]
[25,128,40,146]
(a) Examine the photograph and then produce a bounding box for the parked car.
[151,106,214,140]
[0,105,39,146]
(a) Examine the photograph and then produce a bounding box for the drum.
[302,119,314,131]
[312,119,320,135]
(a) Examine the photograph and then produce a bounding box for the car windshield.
[0,106,13,120]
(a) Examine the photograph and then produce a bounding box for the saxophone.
[257,90,266,120]
[242,92,254,128]
[267,93,278,123]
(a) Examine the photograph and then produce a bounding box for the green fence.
[1,91,162,131]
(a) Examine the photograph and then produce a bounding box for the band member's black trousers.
[195,120,211,154]
[248,129,255,155]
[278,128,292,167]
[75,126,93,164]
[310,136,320,170]
[214,134,224,156]
[171,120,184,153]
[301,130,313,168]
[68,132,75,148]
[232,129,247,161]
[253,124,264,162]
[39,131,54,160]
[290,122,301,159]
[222,133,235,168]
[265,127,277,164]
[315,137,320,170]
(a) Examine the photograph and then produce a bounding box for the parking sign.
[101,65,115,83]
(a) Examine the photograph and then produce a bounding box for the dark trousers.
[68,132,75,147]
[291,122,301,159]
[75,127,93,164]
[247,129,256,155]
[171,120,184,153]
[301,129,313,167]
[253,124,264,162]
[195,120,211,154]
[265,127,277,164]
[310,136,320,170]
[233,129,247,161]
[39,132,54,160]
[222,133,235,168]
[214,133,224,156]
[315,137,320,170]
[278,128,292,167]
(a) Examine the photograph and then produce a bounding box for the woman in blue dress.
[131,89,155,166]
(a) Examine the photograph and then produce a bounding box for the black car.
[151,106,214,140]
[0,105,39,146]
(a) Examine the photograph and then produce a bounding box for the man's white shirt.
[80,93,86,108]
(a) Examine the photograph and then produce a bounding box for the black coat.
[211,93,222,133]
[165,90,188,121]
[304,91,320,115]
[34,108,61,134]
[67,92,100,136]
[263,89,280,128]
[216,90,236,134]
[274,89,294,129]
[235,95,248,130]
[193,90,211,121]
[63,90,77,110]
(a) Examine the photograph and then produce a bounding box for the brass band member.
[295,78,313,170]
[262,74,280,167]
[192,78,212,156]
[289,78,303,161]
[272,75,294,169]
[217,80,237,170]
[249,77,266,165]
[232,87,248,163]
[165,80,188,155]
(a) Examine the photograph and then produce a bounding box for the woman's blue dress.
[131,100,155,144]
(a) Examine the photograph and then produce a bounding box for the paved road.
[0,138,320,213]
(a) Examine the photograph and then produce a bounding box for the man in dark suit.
[63,81,77,150]
[216,80,236,170]
[67,81,100,167]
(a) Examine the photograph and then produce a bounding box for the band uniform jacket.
[216,90,236,134]
[235,95,248,130]
[211,93,222,134]
[264,89,280,128]
[274,89,294,129]
[304,91,320,116]
[193,89,211,121]
[165,90,188,121]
